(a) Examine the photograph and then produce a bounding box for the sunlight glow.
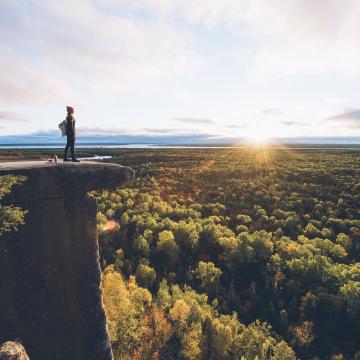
[244,124,276,146]
[247,133,269,145]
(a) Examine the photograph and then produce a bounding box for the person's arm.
[72,116,76,137]
[66,115,75,137]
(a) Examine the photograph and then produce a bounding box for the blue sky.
[1,0,360,142]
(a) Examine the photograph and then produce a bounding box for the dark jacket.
[66,113,76,137]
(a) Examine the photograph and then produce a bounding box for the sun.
[242,121,284,146]
[246,131,270,146]
[248,134,268,144]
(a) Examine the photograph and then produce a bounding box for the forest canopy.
[95,148,360,359]
[0,175,27,236]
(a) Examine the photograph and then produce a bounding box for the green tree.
[133,235,150,258]
[156,230,180,269]
[340,281,360,319]
[135,263,157,289]
[0,175,27,236]
[195,261,222,296]
[114,248,124,272]
[174,221,200,252]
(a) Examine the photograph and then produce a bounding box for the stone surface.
[0,160,135,203]
[0,342,30,360]
[0,161,134,360]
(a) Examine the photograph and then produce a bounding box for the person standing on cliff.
[63,106,80,162]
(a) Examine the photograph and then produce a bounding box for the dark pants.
[64,136,75,160]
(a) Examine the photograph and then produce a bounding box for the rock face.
[0,161,134,360]
[0,342,30,360]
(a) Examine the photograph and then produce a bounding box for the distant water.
[78,155,113,160]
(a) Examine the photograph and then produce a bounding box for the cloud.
[175,117,246,130]
[2,0,360,138]
[328,109,360,121]
[115,0,360,77]
[5,126,225,144]
[76,126,213,137]
[174,117,217,125]
[0,110,27,122]
[325,109,360,128]
[0,52,73,105]
[280,120,306,127]
[143,128,205,135]
[262,108,287,116]
[224,124,247,129]
[0,0,203,105]
[2,129,360,146]
[260,108,310,127]
[3,0,359,109]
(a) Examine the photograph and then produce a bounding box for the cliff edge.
[0,161,134,360]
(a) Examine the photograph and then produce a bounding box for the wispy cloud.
[1,128,232,145]
[327,109,360,121]
[76,126,213,137]
[260,108,309,127]
[280,120,306,126]
[175,117,246,130]
[325,109,360,129]
[0,110,27,122]
[119,0,360,76]
[1,1,360,138]
[174,117,217,125]
[225,123,247,129]
[0,1,202,105]
[143,127,206,135]
[262,108,287,116]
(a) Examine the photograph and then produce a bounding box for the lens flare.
[102,220,119,232]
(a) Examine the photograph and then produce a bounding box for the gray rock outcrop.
[0,161,134,360]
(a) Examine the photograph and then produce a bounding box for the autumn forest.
[87,147,360,360]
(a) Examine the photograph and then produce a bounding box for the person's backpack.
[58,119,66,136]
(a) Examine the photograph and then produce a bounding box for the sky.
[1,0,360,142]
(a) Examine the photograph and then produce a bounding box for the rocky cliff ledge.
[0,161,134,360]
